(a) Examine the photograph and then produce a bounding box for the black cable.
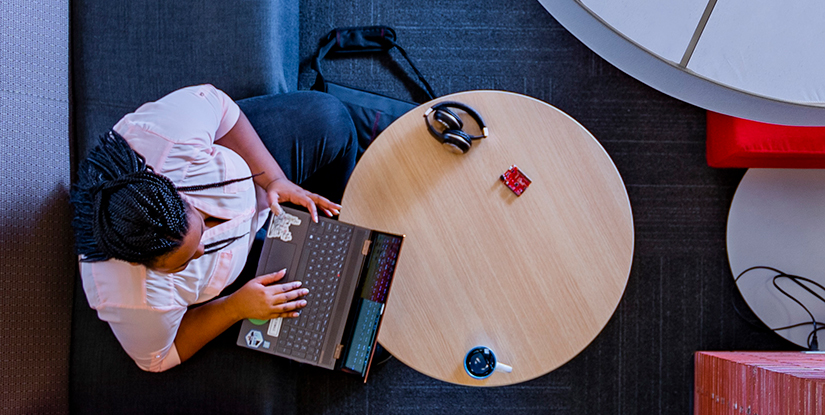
[731,291,773,332]
[771,274,825,350]
[734,266,825,351]
[773,321,823,331]
[808,324,825,351]
[734,265,784,282]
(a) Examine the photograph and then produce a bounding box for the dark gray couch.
[1,0,306,413]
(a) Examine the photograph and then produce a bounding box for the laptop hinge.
[361,240,372,256]
[334,344,344,360]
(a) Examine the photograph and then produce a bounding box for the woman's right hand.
[227,269,308,320]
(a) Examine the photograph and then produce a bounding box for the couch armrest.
[0,0,74,413]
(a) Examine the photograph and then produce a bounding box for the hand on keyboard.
[265,178,341,223]
[227,269,309,321]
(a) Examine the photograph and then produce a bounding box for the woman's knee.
[303,92,356,146]
[238,91,354,142]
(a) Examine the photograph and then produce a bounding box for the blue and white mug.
[464,346,513,379]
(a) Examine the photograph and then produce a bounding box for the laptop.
[236,206,404,382]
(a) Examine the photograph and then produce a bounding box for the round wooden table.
[340,91,634,386]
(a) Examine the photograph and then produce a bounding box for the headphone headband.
[423,100,489,154]
[427,101,488,139]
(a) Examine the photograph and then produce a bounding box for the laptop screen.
[341,233,402,375]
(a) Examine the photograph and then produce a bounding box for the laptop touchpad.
[261,242,297,281]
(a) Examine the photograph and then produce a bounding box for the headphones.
[423,101,488,154]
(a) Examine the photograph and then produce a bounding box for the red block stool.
[706,111,825,168]
[695,352,825,415]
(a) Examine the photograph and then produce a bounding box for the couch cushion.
[71,0,299,160]
[706,111,825,168]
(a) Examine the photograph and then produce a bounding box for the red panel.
[706,112,825,168]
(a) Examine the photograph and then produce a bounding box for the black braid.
[71,130,258,267]
[72,131,189,265]
[93,172,189,264]
[203,233,249,255]
[176,172,263,192]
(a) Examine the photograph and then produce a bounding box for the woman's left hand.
[265,178,341,222]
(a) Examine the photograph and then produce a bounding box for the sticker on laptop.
[245,330,264,348]
[267,210,302,241]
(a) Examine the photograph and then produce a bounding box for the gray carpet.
[295,0,794,414]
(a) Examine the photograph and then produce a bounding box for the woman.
[71,84,356,372]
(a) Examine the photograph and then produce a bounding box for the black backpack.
[311,26,436,160]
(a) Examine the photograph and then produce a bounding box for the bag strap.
[312,26,436,101]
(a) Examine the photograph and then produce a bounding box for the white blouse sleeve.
[207,85,241,140]
[100,305,186,372]
[81,260,187,372]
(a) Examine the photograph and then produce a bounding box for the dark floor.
[293,1,798,414]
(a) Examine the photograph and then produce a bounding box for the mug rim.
[464,346,497,379]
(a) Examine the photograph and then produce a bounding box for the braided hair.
[71,130,255,267]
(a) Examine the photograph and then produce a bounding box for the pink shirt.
[79,85,271,372]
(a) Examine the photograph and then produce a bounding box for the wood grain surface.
[340,91,634,386]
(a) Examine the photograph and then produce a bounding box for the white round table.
[727,169,825,348]
[537,0,825,126]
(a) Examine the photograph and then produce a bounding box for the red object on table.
[500,165,531,196]
[706,111,825,168]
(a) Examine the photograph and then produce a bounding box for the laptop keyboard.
[276,221,353,362]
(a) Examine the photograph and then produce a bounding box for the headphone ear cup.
[441,129,473,154]
[433,108,464,131]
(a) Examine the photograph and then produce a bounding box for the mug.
[464,346,513,379]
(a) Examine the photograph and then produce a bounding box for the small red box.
[706,112,825,168]
[500,165,531,196]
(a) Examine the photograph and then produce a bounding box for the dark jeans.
[237,91,357,205]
